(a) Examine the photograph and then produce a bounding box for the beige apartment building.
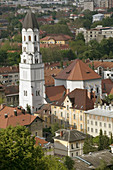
[85,103,113,137]
[0,66,19,85]
[51,88,94,133]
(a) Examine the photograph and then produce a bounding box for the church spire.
[23,10,39,30]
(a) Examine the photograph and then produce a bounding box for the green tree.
[98,129,104,151]
[0,126,44,169]
[83,135,96,154]
[26,104,31,114]
[0,126,67,170]
[64,156,75,170]
[51,123,62,136]
[76,33,85,42]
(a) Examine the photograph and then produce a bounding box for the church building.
[55,59,102,99]
[19,11,45,113]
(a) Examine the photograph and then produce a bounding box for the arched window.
[36,91,38,96]
[24,36,26,41]
[34,35,37,41]
[29,36,31,41]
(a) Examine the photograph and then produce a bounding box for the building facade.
[19,11,45,113]
[85,104,113,137]
[54,129,88,157]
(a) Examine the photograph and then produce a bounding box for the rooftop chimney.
[14,110,17,116]
[60,131,63,137]
[4,114,8,118]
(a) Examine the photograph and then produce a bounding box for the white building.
[93,13,104,22]
[19,11,45,113]
[55,59,102,98]
[85,104,113,137]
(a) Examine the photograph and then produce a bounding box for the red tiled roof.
[102,79,113,94]
[86,61,113,69]
[0,66,19,74]
[45,85,66,102]
[5,85,19,95]
[0,106,37,128]
[35,136,48,147]
[40,34,72,41]
[53,88,94,111]
[44,68,62,86]
[55,59,100,81]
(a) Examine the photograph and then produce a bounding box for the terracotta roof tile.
[0,106,38,128]
[102,79,113,94]
[53,88,94,111]
[44,68,62,86]
[5,85,19,95]
[86,61,113,69]
[40,34,72,41]
[45,85,66,102]
[55,59,100,81]
[0,66,19,74]
[35,136,48,147]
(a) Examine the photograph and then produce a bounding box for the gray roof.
[23,10,39,30]
[54,129,87,142]
[73,150,113,170]
[85,107,113,118]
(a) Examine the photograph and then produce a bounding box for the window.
[104,123,106,127]
[72,153,73,157]
[74,123,76,128]
[91,121,93,125]
[67,105,69,110]
[45,117,47,122]
[97,87,99,94]
[107,74,109,76]
[71,144,74,149]
[76,152,78,156]
[88,127,89,131]
[95,121,97,126]
[23,47,26,52]
[104,130,106,135]
[76,143,79,148]
[80,124,82,130]
[34,35,37,41]
[36,90,40,96]
[29,36,31,41]
[24,36,26,41]
[91,128,93,132]
[67,113,69,118]
[54,111,56,116]
[87,120,89,124]
[80,115,82,121]
[35,132,38,136]
[95,129,98,133]
[61,120,63,125]
[109,124,111,128]
[74,114,76,120]
[36,108,38,112]
[23,59,26,64]
[61,112,63,117]
[100,122,102,126]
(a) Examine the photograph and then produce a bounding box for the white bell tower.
[19,11,45,113]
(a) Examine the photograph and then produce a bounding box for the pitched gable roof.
[55,59,100,81]
[53,88,94,111]
[0,106,41,129]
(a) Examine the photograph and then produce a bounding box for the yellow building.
[54,129,88,157]
[40,34,72,45]
[51,89,94,133]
